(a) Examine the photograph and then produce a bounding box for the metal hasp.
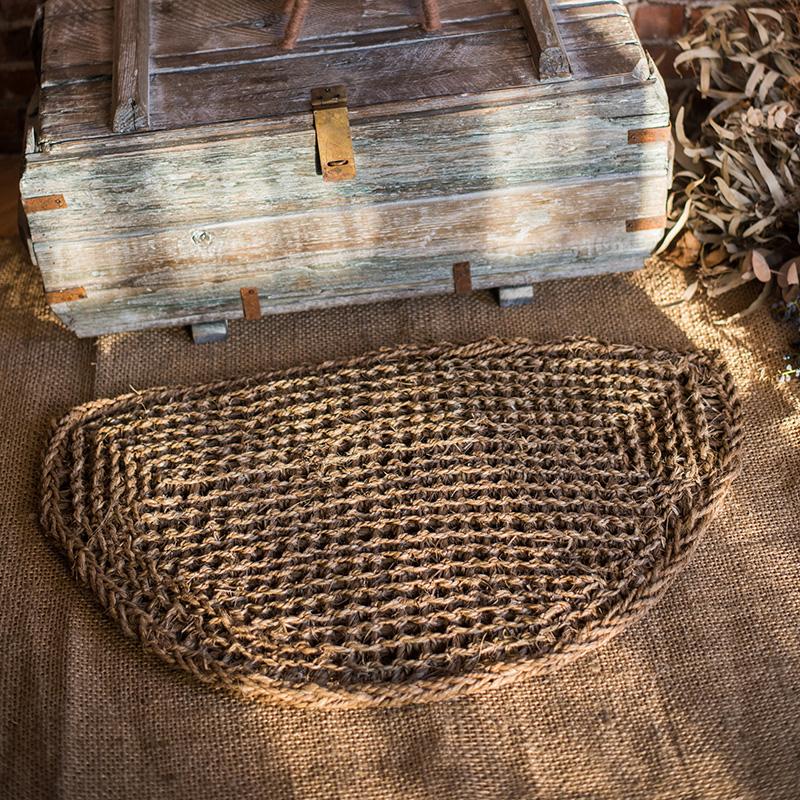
[311,85,356,182]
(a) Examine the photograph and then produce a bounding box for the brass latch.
[311,85,356,182]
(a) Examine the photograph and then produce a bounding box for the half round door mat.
[41,338,742,709]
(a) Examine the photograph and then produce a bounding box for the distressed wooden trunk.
[21,0,671,338]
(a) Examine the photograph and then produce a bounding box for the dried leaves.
[663,2,800,325]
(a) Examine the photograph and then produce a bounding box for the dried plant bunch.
[663,2,800,323]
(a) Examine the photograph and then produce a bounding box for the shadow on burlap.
[1,237,798,800]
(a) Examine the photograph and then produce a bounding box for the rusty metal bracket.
[626,215,667,232]
[240,287,262,320]
[23,194,67,213]
[628,126,671,145]
[45,286,86,304]
[311,85,356,182]
[453,262,472,296]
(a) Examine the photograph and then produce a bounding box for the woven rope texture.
[41,337,741,709]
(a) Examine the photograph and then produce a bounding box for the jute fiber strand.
[2,236,799,799]
[41,337,741,709]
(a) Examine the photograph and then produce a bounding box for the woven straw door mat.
[1,237,799,799]
[42,337,741,710]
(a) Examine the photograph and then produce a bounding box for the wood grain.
[111,0,150,132]
[43,0,519,76]
[33,174,668,295]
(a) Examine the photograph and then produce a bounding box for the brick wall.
[0,0,712,153]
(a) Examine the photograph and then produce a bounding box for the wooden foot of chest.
[190,320,229,345]
[496,285,535,308]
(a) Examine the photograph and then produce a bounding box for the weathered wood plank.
[41,5,113,85]
[40,26,539,140]
[23,96,669,241]
[111,0,150,132]
[53,246,654,338]
[38,45,646,146]
[153,29,536,129]
[149,7,632,73]
[151,14,526,72]
[33,174,667,295]
[156,0,520,57]
[33,58,665,160]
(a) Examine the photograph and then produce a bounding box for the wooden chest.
[21,0,671,339]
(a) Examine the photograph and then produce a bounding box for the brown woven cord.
[40,337,741,710]
[281,0,442,49]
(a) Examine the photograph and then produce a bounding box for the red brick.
[634,4,687,40]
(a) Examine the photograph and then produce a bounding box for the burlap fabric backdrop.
[1,236,798,799]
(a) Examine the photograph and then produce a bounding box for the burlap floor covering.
[1,235,798,799]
